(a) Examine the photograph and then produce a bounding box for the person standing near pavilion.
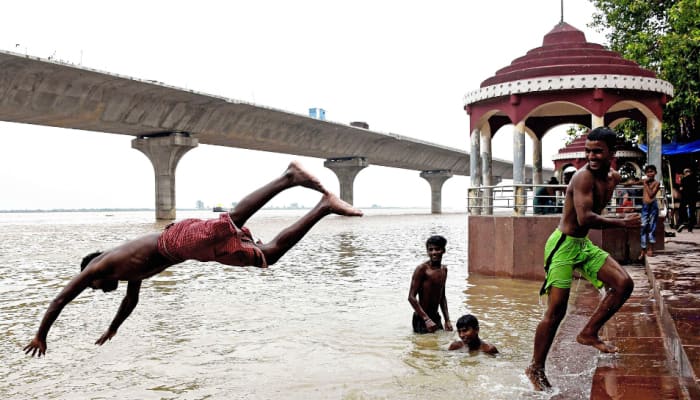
[638,165,660,259]
[677,167,697,232]
[525,127,641,391]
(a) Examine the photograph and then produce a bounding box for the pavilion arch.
[524,101,593,134]
[472,109,511,138]
[605,100,660,139]
[608,100,658,121]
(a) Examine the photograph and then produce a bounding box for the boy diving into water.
[24,161,362,357]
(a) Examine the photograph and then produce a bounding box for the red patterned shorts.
[157,213,267,267]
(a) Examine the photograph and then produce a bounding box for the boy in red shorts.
[24,161,362,357]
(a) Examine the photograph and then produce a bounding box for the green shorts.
[541,229,609,294]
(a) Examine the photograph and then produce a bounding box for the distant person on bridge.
[23,161,363,358]
[525,127,641,391]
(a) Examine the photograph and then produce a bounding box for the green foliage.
[564,125,583,145]
[590,0,700,142]
[613,119,644,143]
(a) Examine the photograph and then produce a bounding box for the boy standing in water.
[448,314,498,354]
[638,165,660,259]
[408,235,453,333]
[525,127,641,391]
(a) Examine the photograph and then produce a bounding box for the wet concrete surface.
[542,229,700,399]
[645,230,700,399]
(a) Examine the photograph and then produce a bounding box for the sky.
[0,0,607,211]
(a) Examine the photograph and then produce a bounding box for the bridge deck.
[0,50,540,179]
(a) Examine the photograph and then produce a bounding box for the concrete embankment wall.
[468,215,665,279]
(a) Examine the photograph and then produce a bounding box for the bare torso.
[559,167,620,237]
[90,233,177,281]
[642,179,660,204]
[415,262,447,314]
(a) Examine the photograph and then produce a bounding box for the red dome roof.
[480,22,657,87]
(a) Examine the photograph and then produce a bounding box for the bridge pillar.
[323,157,368,205]
[132,132,198,220]
[420,170,453,214]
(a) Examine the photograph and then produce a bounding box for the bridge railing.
[468,184,667,217]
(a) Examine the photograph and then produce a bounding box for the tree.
[589,0,700,142]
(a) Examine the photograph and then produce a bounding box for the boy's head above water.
[449,314,498,354]
[426,235,447,250]
[456,314,479,330]
[456,314,480,344]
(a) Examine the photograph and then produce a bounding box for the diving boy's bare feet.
[638,249,646,261]
[287,161,327,193]
[525,365,552,391]
[323,193,363,217]
[576,333,618,353]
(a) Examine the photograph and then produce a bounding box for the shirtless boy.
[448,314,498,354]
[525,127,641,390]
[638,165,660,259]
[24,161,362,357]
[408,235,453,333]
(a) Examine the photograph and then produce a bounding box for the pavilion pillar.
[132,132,198,220]
[533,136,543,185]
[647,117,662,171]
[469,128,482,215]
[481,130,493,215]
[513,122,527,215]
[592,114,605,129]
[420,170,453,214]
[324,157,368,205]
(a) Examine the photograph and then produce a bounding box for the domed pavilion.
[465,21,672,215]
[464,21,673,280]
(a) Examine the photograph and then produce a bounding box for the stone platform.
[545,229,700,399]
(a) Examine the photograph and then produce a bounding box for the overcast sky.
[0,0,605,211]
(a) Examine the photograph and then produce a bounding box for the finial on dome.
[560,0,564,23]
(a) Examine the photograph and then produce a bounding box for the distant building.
[309,107,326,120]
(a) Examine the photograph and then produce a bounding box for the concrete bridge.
[0,50,542,219]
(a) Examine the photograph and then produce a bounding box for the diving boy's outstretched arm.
[95,280,142,345]
[23,271,94,357]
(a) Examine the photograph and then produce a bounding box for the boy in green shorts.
[526,127,641,391]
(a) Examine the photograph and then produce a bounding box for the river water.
[0,210,547,399]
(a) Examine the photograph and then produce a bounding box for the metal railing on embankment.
[467,184,667,217]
